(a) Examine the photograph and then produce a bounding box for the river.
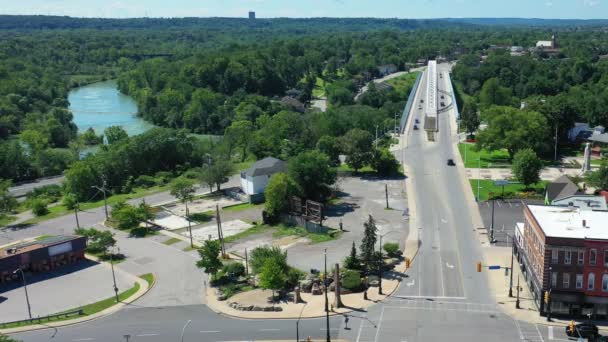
[68,80,153,136]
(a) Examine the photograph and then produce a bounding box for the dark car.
[413,125,419,130]
[420,99,424,103]
[440,102,445,107]
[566,323,598,338]
[415,119,420,124]
[441,95,445,99]
[447,159,455,166]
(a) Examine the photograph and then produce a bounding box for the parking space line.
[136,333,159,337]
[374,306,385,342]
[548,326,553,340]
[200,330,220,333]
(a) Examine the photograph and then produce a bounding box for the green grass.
[386,72,420,96]
[19,184,172,226]
[337,164,375,173]
[0,215,17,227]
[273,224,342,244]
[591,159,606,166]
[223,224,276,243]
[139,273,155,287]
[0,281,140,329]
[162,237,182,245]
[222,202,263,213]
[87,251,125,264]
[189,210,214,223]
[219,283,254,298]
[469,179,548,201]
[313,76,327,98]
[183,245,197,252]
[34,234,54,241]
[459,143,511,168]
[235,160,255,172]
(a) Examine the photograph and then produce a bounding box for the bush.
[372,149,400,176]
[31,199,49,216]
[222,262,246,279]
[383,242,401,258]
[210,271,229,286]
[154,171,173,184]
[250,246,288,274]
[341,269,363,291]
[26,184,63,203]
[135,175,158,188]
[286,267,305,288]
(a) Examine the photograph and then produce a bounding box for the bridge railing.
[444,72,460,121]
[399,72,423,133]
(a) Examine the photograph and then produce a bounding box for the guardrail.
[0,309,83,328]
[399,72,423,133]
[444,72,460,120]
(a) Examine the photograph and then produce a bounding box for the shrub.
[250,246,288,274]
[383,242,401,258]
[286,267,305,288]
[135,175,158,188]
[154,171,173,184]
[222,262,246,279]
[341,269,363,291]
[31,199,49,216]
[26,184,63,203]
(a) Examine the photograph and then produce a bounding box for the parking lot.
[478,199,543,247]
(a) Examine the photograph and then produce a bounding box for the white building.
[240,157,286,198]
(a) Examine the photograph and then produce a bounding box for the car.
[440,95,445,99]
[566,323,598,338]
[420,99,424,103]
[415,119,420,124]
[447,159,455,166]
[440,102,445,107]
[418,106,422,110]
[413,125,419,130]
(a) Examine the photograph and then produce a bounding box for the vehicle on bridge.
[414,125,419,130]
[447,159,455,166]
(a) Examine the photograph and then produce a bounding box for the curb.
[0,270,155,335]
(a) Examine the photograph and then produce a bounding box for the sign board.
[494,180,509,186]
[488,265,501,270]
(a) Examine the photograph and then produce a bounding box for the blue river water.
[68,80,153,136]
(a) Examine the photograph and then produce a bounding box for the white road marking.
[72,339,94,341]
[136,333,159,337]
[374,306,385,342]
[394,295,466,299]
[406,279,415,287]
[445,262,454,269]
[200,330,221,333]
[355,315,366,342]
[259,328,280,331]
[441,219,448,223]
[548,326,554,340]
[535,324,546,342]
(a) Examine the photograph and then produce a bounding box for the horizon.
[1,0,607,20]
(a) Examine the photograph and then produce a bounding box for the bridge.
[423,60,438,140]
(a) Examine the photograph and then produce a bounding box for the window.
[603,275,608,292]
[551,249,558,263]
[604,250,608,266]
[565,250,572,265]
[551,272,558,288]
[576,274,583,289]
[588,273,595,291]
[590,249,597,266]
[563,273,570,289]
[578,251,584,265]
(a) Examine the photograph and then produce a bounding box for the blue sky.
[1,0,606,19]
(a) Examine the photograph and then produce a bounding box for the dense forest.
[1,15,608,185]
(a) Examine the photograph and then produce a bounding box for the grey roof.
[552,195,608,211]
[243,157,286,177]
[589,133,608,144]
[545,175,580,202]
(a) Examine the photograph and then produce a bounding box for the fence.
[0,309,83,328]
[399,72,423,133]
[444,71,460,120]
[281,214,328,234]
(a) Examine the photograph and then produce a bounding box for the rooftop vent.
[583,219,587,228]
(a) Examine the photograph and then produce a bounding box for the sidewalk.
[466,167,586,181]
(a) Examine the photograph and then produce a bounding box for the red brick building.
[515,204,608,318]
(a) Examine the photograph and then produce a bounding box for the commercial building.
[514,204,608,318]
[0,235,87,283]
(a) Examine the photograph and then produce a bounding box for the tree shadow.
[324,202,358,217]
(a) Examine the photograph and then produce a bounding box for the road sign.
[494,180,509,186]
[488,265,501,270]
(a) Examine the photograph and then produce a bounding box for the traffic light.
[405,257,411,269]
[476,261,482,272]
[569,320,575,333]
[544,290,550,304]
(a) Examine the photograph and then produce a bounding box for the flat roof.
[527,204,608,240]
[0,235,81,260]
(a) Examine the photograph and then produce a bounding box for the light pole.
[394,112,398,136]
[14,268,32,319]
[296,301,308,342]
[91,179,109,221]
[476,156,481,202]
[324,249,331,342]
[490,196,495,243]
[180,319,192,342]
[109,246,120,303]
[509,234,515,297]
[516,275,521,309]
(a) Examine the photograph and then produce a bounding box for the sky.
[0,0,607,19]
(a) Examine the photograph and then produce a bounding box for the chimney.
[583,219,587,227]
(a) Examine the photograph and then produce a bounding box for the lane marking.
[393,295,467,300]
[355,315,365,342]
[441,219,448,223]
[259,328,281,331]
[445,262,454,269]
[548,326,554,340]
[406,279,415,287]
[200,330,220,333]
[136,333,159,337]
[72,339,94,341]
[535,324,546,342]
[374,306,385,342]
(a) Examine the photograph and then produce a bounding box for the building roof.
[589,132,608,144]
[0,235,81,260]
[242,157,286,177]
[527,204,608,239]
[545,175,580,202]
[536,41,553,48]
[552,195,608,211]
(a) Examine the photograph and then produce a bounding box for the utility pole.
[216,204,225,257]
[109,247,120,303]
[14,268,32,319]
[516,275,520,309]
[324,249,331,342]
[490,196,495,243]
[509,235,514,297]
[74,200,80,229]
[378,235,383,295]
[476,156,481,202]
[244,248,249,275]
[186,202,193,248]
[554,123,558,161]
[385,184,389,209]
[91,179,109,221]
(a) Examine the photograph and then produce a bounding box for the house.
[568,123,591,142]
[514,204,608,318]
[552,195,608,211]
[240,157,286,202]
[280,96,305,113]
[377,64,398,77]
[545,175,580,204]
[1,235,87,283]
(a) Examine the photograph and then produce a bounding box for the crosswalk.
[384,298,498,314]
[515,321,545,342]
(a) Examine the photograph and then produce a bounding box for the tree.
[372,149,400,176]
[360,215,378,273]
[587,162,608,190]
[200,160,234,192]
[511,148,543,188]
[383,242,400,258]
[476,106,549,159]
[344,241,361,270]
[479,77,512,107]
[461,99,480,137]
[259,258,287,302]
[341,128,374,172]
[264,173,300,216]
[79,128,103,145]
[225,120,253,162]
[75,228,116,255]
[288,151,337,201]
[31,199,49,217]
[111,202,144,230]
[104,125,128,144]
[196,240,223,276]
[0,180,17,215]
[316,135,341,166]
[171,178,196,245]
[250,246,288,275]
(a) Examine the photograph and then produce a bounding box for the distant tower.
[248,11,256,20]
[551,34,557,49]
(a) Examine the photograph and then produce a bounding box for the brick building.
[0,235,87,283]
[515,204,608,318]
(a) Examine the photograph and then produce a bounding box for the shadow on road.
[0,259,99,292]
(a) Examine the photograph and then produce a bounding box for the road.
[8,176,65,199]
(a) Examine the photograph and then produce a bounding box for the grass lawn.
[223,224,275,244]
[219,283,255,298]
[458,143,511,168]
[34,234,54,241]
[190,210,214,223]
[235,160,255,172]
[591,159,607,166]
[313,77,327,98]
[0,280,141,329]
[183,245,196,252]
[469,179,548,201]
[386,72,420,96]
[162,237,182,245]
[222,202,264,213]
[0,215,17,227]
[337,164,375,173]
[139,273,155,287]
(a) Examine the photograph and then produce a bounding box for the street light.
[13,268,32,320]
[109,246,120,303]
[323,249,331,342]
[91,179,109,221]
[296,301,308,342]
[180,319,192,342]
